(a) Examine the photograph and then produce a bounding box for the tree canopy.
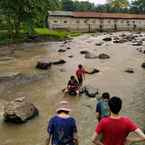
[0,0,145,39]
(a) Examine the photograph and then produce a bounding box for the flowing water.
[0,32,145,145]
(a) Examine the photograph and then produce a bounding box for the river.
[0,32,145,145]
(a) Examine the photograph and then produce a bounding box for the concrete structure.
[48,11,145,32]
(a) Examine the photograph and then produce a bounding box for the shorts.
[77,77,83,85]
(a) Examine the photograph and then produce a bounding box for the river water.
[0,32,145,145]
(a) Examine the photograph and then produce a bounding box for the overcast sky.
[76,0,132,5]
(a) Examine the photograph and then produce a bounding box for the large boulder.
[98,53,110,59]
[57,49,66,53]
[80,50,89,54]
[52,59,66,65]
[83,86,99,98]
[103,37,112,41]
[132,41,143,46]
[4,97,39,123]
[125,68,134,73]
[36,60,52,70]
[141,62,145,69]
[85,52,97,59]
[89,68,100,74]
[0,72,21,82]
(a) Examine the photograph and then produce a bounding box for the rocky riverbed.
[0,32,145,145]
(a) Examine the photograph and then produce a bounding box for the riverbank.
[0,28,81,46]
[0,32,145,145]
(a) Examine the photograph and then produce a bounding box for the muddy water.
[0,32,145,145]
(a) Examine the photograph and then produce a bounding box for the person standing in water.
[46,101,79,145]
[75,64,89,86]
[92,96,145,145]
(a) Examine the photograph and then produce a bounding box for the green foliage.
[130,0,145,14]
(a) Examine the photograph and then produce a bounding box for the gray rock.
[80,50,89,54]
[125,68,134,73]
[98,53,110,59]
[36,60,52,70]
[0,72,21,82]
[83,86,99,98]
[141,62,145,69]
[66,47,71,50]
[132,41,143,46]
[52,59,66,65]
[103,37,112,41]
[4,97,39,123]
[58,49,66,53]
[85,52,97,59]
[89,68,100,74]
[96,42,103,46]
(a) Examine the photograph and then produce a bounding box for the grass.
[34,28,81,39]
[0,28,81,45]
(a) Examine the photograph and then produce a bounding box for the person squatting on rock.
[75,64,89,86]
[65,76,80,96]
[92,96,145,145]
[46,101,79,145]
[96,92,110,122]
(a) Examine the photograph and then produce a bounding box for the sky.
[76,0,132,5]
[76,0,106,5]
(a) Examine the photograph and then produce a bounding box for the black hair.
[57,110,69,114]
[70,76,75,80]
[78,64,82,68]
[102,92,110,99]
[108,96,122,114]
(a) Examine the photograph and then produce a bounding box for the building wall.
[48,16,145,32]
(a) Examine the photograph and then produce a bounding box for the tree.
[61,0,75,11]
[130,0,145,14]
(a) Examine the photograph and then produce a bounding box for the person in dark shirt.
[46,101,78,145]
[65,76,79,95]
[96,92,110,122]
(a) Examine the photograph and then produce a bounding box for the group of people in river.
[45,64,145,145]
[64,64,89,96]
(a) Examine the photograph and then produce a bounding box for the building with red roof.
[48,11,145,32]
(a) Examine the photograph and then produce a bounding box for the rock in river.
[36,60,52,70]
[103,37,112,41]
[83,86,99,98]
[98,53,110,59]
[4,97,39,123]
[141,62,145,69]
[52,59,66,65]
[125,68,134,73]
[85,52,97,59]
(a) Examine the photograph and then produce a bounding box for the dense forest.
[0,0,145,41]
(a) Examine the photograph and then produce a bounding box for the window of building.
[76,20,80,23]
[84,19,88,23]
[92,20,96,23]
[54,20,58,23]
[108,20,111,23]
[64,20,67,23]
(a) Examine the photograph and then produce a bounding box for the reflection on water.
[0,33,145,145]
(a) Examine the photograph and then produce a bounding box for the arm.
[46,134,52,145]
[126,128,145,144]
[73,132,79,145]
[92,132,104,145]
[96,112,100,121]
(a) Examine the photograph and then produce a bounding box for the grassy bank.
[0,28,81,45]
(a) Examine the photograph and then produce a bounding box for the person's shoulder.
[100,117,110,123]
[121,116,134,123]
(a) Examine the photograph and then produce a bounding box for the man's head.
[56,101,71,114]
[102,92,110,100]
[78,64,82,69]
[70,76,75,80]
[108,96,122,114]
